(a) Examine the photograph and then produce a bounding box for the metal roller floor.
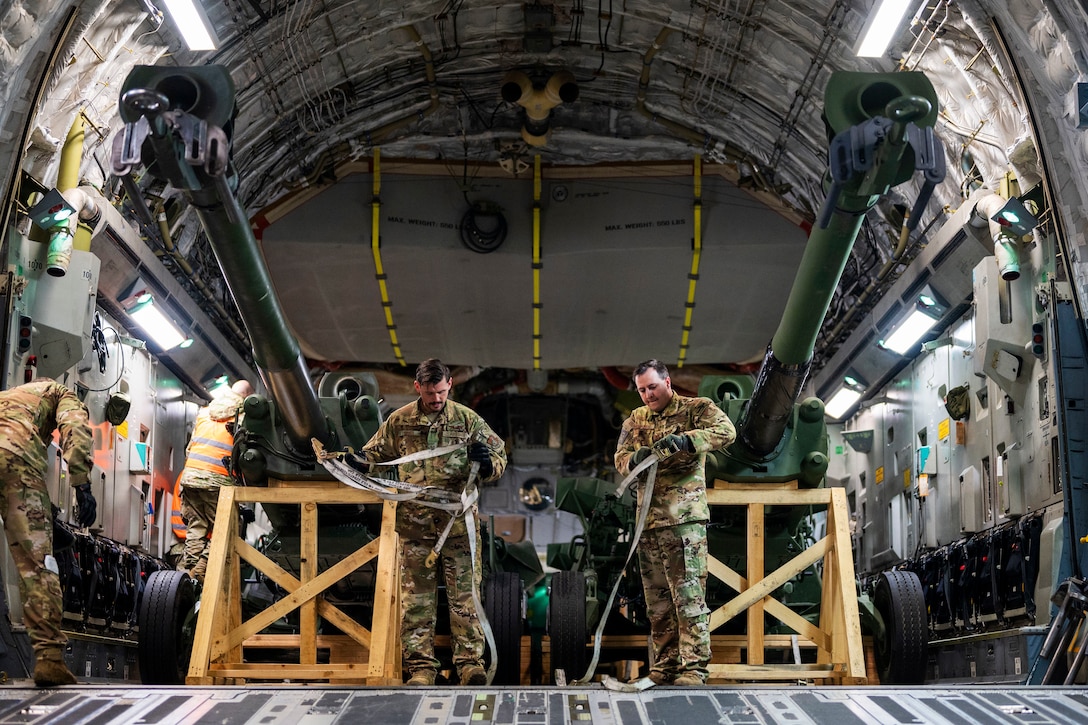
[3,684,1088,724]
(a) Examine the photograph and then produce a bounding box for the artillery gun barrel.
[731,72,943,466]
[736,208,865,459]
[112,66,330,453]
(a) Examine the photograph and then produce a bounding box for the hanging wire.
[83,318,127,393]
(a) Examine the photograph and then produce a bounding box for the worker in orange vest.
[177,380,252,583]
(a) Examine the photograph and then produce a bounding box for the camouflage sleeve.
[686,398,737,454]
[360,417,397,463]
[55,385,92,487]
[614,419,638,475]
[470,415,507,483]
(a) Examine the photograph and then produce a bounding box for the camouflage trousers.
[0,453,67,655]
[179,484,221,583]
[400,530,485,675]
[637,521,711,681]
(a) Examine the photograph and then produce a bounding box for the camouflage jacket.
[615,394,736,529]
[0,378,92,487]
[361,398,506,537]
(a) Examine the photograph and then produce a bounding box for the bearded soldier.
[615,359,736,686]
[361,358,506,687]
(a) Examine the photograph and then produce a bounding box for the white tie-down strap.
[313,439,498,685]
[312,439,463,510]
[461,463,499,686]
[570,452,661,686]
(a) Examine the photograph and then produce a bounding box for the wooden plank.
[829,488,867,680]
[243,634,369,650]
[227,544,243,673]
[233,486,383,505]
[707,556,828,649]
[369,499,401,683]
[712,480,798,490]
[710,537,829,626]
[209,663,369,679]
[300,500,318,666]
[234,538,374,647]
[187,481,406,684]
[213,537,381,657]
[187,485,239,683]
[708,663,846,682]
[706,488,831,506]
[818,534,838,668]
[746,501,765,666]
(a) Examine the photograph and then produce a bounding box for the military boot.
[460,665,487,686]
[672,673,705,686]
[33,653,76,687]
[645,671,674,686]
[406,669,436,686]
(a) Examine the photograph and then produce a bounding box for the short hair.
[415,358,451,386]
[632,359,669,384]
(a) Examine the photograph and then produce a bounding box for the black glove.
[630,447,653,466]
[239,506,256,524]
[75,484,96,528]
[468,442,494,478]
[657,433,693,456]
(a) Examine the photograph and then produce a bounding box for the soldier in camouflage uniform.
[615,360,736,686]
[0,379,97,687]
[178,379,253,583]
[361,359,506,687]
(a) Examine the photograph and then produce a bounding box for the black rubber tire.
[485,572,523,685]
[137,570,198,684]
[549,571,587,683]
[873,569,928,684]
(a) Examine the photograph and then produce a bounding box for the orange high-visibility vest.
[184,409,232,476]
[171,475,186,539]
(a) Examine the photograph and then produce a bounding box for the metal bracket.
[817,116,892,229]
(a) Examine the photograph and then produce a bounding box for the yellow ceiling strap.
[677,154,702,368]
[370,148,406,365]
[532,155,543,370]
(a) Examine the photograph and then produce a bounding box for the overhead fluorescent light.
[855,0,913,58]
[127,294,187,350]
[825,371,867,420]
[826,387,864,420]
[880,307,940,354]
[163,0,219,51]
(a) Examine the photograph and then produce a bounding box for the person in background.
[361,358,506,687]
[177,379,253,584]
[0,378,96,687]
[614,359,736,686]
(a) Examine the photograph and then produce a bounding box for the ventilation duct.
[501,70,579,147]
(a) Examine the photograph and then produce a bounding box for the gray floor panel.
[0,686,1084,724]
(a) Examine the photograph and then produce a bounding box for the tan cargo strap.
[570,448,672,686]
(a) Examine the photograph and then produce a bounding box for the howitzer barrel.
[113,66,330,452]
[733,71,942,465]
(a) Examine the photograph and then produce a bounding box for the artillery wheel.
[138,570,198,684]
[485,572,524,685]
[549,571,587,683]
[873,569,928,684]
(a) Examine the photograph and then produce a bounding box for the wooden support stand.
[705,482,867,684]
[186,481,402,685]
